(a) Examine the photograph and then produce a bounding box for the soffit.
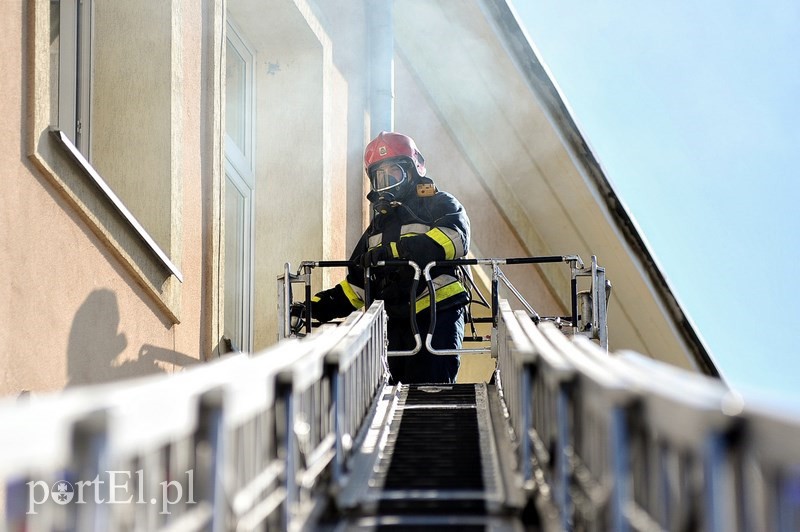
[228,0,322,53]
[395,0,716,374]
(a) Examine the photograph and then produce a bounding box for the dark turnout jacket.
[311,179,470,323]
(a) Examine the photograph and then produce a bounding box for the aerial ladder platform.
[277,255,610,530]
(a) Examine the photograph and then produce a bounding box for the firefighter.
[299,131,471,384]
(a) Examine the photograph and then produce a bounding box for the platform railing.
[278,254,611,354]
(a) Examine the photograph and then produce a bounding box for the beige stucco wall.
[237,0,363,349]
[1,0,376,396]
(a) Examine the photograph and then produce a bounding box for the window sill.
[51,129,183,282]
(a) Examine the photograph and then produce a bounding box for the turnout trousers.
[386,305,464,385]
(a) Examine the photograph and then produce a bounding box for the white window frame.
[57,0,92,156]
[224,18,256,352]
[225,19,256,182]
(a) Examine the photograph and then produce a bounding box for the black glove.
[310,287,349,323]
[360,242,400,269]
[289,303,306,335]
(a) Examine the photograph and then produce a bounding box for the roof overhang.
[394,0,720,377]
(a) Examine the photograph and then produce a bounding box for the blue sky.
[513,2,800,402]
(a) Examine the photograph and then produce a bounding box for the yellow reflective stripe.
[311,295,321,302]
[426,228,456,260]
[441,227,466,257]
[340,280,365,309]
[415,281,466,313]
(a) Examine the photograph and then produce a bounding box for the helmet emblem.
[378,146,387,156]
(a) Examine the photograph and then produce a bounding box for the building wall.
[0,0,375,395]
[0,0,571,396]
[0,0,213,394]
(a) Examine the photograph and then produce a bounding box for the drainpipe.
[367,0,394,136]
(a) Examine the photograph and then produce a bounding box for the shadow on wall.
[67,289,199,387]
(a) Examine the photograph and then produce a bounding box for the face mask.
[369,162,407,193]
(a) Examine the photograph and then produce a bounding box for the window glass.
[224,181,245,348]
[226,40,247,154]
[91,0,172,253]
[51,0,174,255]
[37,0,183,319]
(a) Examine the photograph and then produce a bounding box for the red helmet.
[364,132,426,177]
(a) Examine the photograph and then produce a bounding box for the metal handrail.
[278,254,607,357]
[422,257,577,355]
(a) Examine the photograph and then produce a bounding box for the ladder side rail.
[213,340,325,532]
[544,328,639,532]
[102,367,234,532]
[494,301,537,490]
[0,390,105,531]
[0,355,253,532]
[326,301,389,487]
[103,353,286,531]
[614,351,742,532]
[278,318,360,530]
[0,320,385,532]
[516,318,577,531]
[731,394,800,532]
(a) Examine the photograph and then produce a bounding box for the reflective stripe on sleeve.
[340,280,365,309]
[425,227,460,260]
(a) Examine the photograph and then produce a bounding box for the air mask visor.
[369,162,407,193]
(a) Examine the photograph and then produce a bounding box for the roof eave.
[479,0,721,378]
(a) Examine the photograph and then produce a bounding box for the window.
[36,0,183,320]
[224,20,256,352]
